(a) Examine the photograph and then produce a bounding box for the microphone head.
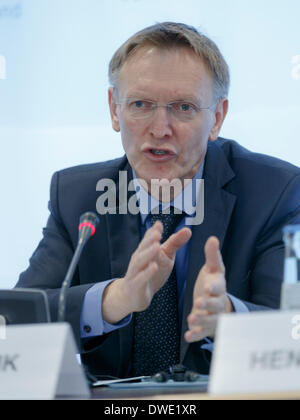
[80,211,99,226]
[78,212,99,238]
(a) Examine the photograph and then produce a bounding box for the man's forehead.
[117,46,213,99]
[120,45,206,75]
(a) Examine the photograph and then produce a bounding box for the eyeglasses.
[116,99,216,122]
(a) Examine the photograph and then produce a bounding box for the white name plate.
[209,310,300,395]
[0,323,90,399]
[281,283,300,310]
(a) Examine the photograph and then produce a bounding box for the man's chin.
[136,173,185,202]
[133,160,185,186]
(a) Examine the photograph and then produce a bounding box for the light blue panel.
[0,0,299,288]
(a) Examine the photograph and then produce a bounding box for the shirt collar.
[132,160,205,224]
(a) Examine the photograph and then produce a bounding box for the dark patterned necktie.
[132,207,185,376]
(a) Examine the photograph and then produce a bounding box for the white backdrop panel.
[0,0,299,288]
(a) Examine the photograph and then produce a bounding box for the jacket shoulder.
[55,156,128,181]
[48,156,129,224]
[215,137,300,228]
[216,137,300,179]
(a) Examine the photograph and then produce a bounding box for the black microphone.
[58,212,99,322]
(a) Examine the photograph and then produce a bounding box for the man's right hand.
[102,221,191,324]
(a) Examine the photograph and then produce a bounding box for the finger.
[137,222,162,253]
[204,275,226,297]
[189,319,216,336]
[133,261,160,303]
[188,321,216,335]
[196,273,226,300]
[194,296,227,314]
[188,310,218,329]
[161,228,192,259]
[184,327,207,343]
[185,315,218,342]
[133,260,159,284]
[187,310,210,329]
[204,236,225,274]
[129,242,160,277]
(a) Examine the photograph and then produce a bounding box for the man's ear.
[209,98,229,141]
[108,87,120,132]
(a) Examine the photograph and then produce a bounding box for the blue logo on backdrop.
[0,1,22,19]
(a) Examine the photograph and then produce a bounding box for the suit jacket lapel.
[180,141,237,362]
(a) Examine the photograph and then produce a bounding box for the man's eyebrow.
[170,96,202,104]
[125,91,153,99]
[125,92,203,104]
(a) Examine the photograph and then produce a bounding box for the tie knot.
[149,207,185,242]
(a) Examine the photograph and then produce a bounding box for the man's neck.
[132,160,205,216]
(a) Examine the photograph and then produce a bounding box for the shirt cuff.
[227,293,249,313]
[201,337,214,353]
[80,280,132,339]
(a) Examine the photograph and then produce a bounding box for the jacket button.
[84,325,91,333]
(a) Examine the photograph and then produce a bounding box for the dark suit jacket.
[16,138,300,376]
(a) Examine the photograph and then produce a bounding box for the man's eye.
[133,101,145,109]
[180,103,191,111]
[173,102,195,112]
[128,101,150,111]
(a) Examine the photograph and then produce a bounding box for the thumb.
[162,228,192,259]
[204,236,225,274]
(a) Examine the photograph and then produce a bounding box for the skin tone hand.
[185,236,233,343]
[102,221,192,324]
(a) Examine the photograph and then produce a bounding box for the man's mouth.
[143,148,176,162]
[151,149,170,156]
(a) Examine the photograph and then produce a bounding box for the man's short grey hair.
[108,22,230,101]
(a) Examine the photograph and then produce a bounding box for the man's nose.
[148,106,173,139]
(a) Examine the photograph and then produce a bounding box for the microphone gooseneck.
[58,212,99,323]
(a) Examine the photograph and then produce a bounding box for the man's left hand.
[184,236,233,343]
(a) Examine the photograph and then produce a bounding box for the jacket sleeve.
[240,173,300,311]
[15,171,96,349]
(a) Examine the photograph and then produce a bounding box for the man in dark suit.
[16,22,300,377]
